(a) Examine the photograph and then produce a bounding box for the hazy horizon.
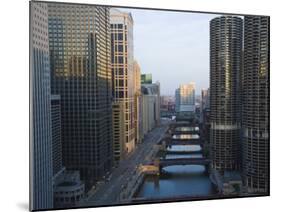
[119,8,219,96]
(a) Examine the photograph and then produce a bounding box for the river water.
[135,130,216,199]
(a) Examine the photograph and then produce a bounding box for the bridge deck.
[166,139,203,145]
[165,150,202,155]
[160,158,211,167]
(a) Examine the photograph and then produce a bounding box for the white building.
[175,83,196,113]
[141,83,160,135]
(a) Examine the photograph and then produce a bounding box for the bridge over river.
[134,118,217,200]
[159,158,211,168]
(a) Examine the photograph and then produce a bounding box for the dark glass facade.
[30,2,53,210]
[48,4,113,190]
[51,95,63,177]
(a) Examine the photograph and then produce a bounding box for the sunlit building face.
[48,3,113,191]
[110,9,136,155]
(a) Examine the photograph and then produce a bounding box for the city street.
[81,120,170,206]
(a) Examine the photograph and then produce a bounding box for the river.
[135,128,216,199]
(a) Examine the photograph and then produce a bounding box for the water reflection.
[135,124,216,199]
[165,154,202,159]
[172,134,200,139]
[167,145,201,152]
[175,127,199,132]
[136,165,215,198]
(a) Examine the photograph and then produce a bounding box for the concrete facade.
[210,16,243,172]
[141,83,160,135]
[110,9,136,154]
[242,16,269,194]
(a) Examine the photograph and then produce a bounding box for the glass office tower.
[48,3,113,190]
[30,2,53,210]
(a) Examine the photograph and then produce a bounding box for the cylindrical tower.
[210,16,243,172]
[242,16,269,193]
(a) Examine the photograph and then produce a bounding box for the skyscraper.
[48,3,113,190]
[133,61,142,144]
[201,88,210,111]
[30,1,53,210]
[175,88,180,112]
[110,9,136,154]
[210,16,243,172]
[242,16,269,193]
[175,83,195,112]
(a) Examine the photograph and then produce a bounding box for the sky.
[119,8,219,96]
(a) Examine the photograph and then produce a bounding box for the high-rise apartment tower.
[210,16,243,172]
[242,16,269,193]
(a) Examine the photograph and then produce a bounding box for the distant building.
[133,61,142,144]
[242,16,269,194]
[30,2,53,210]
[210,16,243,172]
[175,83,195,113]
[141,83,160,134]
[110,9,136,154]
[141,73,152,84]
[155,82,161,125]
[200,89,211,146]
[175,88,180,112]
[160,96,175,112]
[201,88,210,111]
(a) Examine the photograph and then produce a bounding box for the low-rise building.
[53,171,85,208]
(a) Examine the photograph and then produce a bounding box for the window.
[118,91,124,98]
[118,45,123,52]
[118,33,123,40]
[118,68,123,75]
[118,56,123,64]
